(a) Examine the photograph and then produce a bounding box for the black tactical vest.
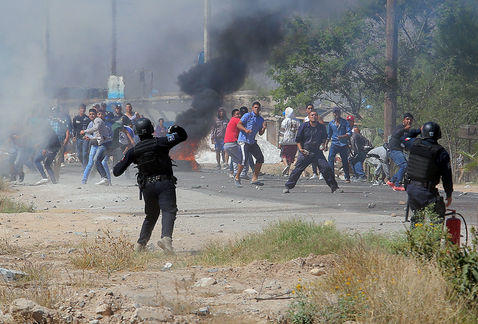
[406,138,442,185]
[132,138,173,177]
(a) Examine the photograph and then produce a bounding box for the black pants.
[406,183,446,224]
[285,151,338,191]
[138,179,178,246]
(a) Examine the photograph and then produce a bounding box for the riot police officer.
[405,122,453,224]
[113,118,187,253]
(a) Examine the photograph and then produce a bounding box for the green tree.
[269,13,385,115]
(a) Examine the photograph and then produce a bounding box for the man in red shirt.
[224,109,244,187]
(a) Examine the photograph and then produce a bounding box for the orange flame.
[171,141,200,170]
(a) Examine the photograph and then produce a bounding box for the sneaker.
[386,181,394,188]
[282,165,290,176]
[309,174,318,180]
[234,179,242,187]
[95,178,109,186]
[158,237,174,254]
[372,180,380,186]
[35,178,49,185]
[392,185,405,191]
[215,164,221,170]
[319,174,324,180]
[229,173,234,178]
[81,180,87,185]
[282,188,290,194]
[345,179,351,183]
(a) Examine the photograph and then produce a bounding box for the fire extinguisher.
[444,210,468,246]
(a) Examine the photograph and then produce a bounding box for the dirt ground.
[0,164,476,323]
[0,166,336,323]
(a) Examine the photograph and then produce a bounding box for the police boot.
[135,243,147,252]
[158,237,174,254]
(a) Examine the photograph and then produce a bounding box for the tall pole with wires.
[384,0,398,139]
[204,0,210,63]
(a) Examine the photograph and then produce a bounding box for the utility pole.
[384,0,398,140]
[44,0,52,96]
[111,0,117,75]
[204,0,210,62]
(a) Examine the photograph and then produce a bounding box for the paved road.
[176,167,478,229]
[11,165,477,250]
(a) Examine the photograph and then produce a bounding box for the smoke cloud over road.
[175,0,354,143]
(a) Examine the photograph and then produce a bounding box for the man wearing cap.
[387,113,420,191]
[325,108,352,182]
[346,115,355,128]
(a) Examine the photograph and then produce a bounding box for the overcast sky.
[0,0,215,99]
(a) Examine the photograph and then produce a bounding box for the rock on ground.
[10,298,56,323]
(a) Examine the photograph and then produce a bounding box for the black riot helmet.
[421,122,441,140]
[134,117,154,136]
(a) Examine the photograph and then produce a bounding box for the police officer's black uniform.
[405,122,453,224]
[113,118,187,251]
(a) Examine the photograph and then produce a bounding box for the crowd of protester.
[214,102,407,192]
[3,102,168,186]
[3,99,413,193]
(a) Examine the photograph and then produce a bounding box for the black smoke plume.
[174,0,353,149]
[175,7,284,145]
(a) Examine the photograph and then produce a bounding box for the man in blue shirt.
[325,108,352,182]
[237,101,266,185]
[283,110,339,193]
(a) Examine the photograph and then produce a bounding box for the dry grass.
[0,236,19,255]
[196,220,352,266]
[312,244,469,323]
[0,262,61,309]
[64,270,102,288]
[0,196,34,213]
[0,284,63,309]
[70,230,160,274]
[0,178,9,191]
[154,290,197,316]
[18,261,54,283]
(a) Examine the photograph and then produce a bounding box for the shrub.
[312,244,467,323]
[196,220,353,266]
[70,230,156,274]
[0,197,34,213]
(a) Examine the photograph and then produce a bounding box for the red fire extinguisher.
[444,210,468,246]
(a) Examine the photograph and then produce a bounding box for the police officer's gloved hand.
[168,125,187,138]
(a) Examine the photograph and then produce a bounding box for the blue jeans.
[352,152,366,178]
[389,150,407,186]
[328,144,350,180]
[82,144,109,183]
[34,150,58,183]
[353,160,365,177]
[76,139,90,168]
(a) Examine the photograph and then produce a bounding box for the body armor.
[406,138,442,186]
[132,138,173,178]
